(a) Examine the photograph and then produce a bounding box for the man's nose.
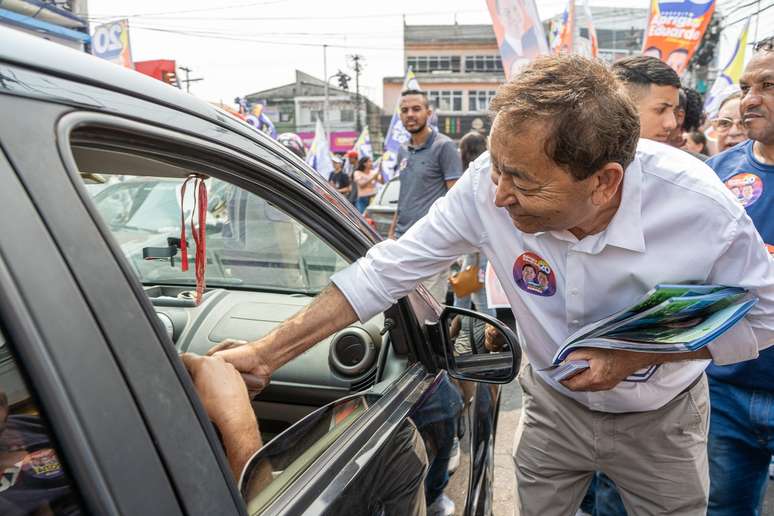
[665,112,678,131]
[494,179,516,208]
[741,92,763,115]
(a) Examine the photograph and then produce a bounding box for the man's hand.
[560,348,654,392]
[484,324,505,352]
[180,353,263,480]
[180,353,257,431]
[207,339,273,398]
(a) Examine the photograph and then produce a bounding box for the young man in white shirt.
[211,55,774,515]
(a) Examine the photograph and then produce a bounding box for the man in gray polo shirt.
[388,89,463,302]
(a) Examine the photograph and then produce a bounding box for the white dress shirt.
[332,139,774,413]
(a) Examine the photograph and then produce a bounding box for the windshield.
[91,177,348,294]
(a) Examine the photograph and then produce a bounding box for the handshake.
[180,339,273,481]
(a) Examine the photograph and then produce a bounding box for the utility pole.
[323,44,330,138]
[347,54,365,133]
[179,66,203,93]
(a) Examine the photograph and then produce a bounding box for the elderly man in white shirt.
[211,55,774,515]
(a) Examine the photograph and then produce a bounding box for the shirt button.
[570,288,579,296]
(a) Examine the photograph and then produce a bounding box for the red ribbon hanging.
[179,175,208,304]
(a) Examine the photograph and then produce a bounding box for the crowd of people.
[173,37,774,516]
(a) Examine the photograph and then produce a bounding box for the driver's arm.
[181,354,263,480]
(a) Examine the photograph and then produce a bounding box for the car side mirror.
[439,306,521,384]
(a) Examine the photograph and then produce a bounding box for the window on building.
[427,90,463,112]
[464,55,503,73]
[468,90,498,112]
[279,112,292,123]
[310,110,324,123]
[340,109,355,122]
[406,55,461,73]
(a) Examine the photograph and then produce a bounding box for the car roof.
[0,27,242,132]
[0,26,380,244]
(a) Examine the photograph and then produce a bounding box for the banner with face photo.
[641,0,716,77]
[486,0,550,79]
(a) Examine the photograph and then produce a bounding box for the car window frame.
[0,143,184,516]
[54,111,442,509]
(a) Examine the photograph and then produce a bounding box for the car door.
[1,60,501,515]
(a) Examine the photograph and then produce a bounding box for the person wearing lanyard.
[210,55,774,515]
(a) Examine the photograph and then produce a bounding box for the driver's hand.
[180,353,256,432]
[484,324,505,352]
[207,339,272,398]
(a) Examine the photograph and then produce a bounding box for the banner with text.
[92,19,134,69]
[486,0,549,79]
[641,0,716,76]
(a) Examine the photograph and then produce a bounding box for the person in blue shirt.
[705,37,774,516]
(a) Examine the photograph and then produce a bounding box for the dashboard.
[145,285,387,406]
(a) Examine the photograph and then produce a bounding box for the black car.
[0,27,519,516]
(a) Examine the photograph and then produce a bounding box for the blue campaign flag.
[305,118,334,180]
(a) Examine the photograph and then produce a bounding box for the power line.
[88,0,288,20]
[88,8,486,23]
[128,25,407,51]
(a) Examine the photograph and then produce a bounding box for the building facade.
[382,24,504,142]
[245,70,381,153]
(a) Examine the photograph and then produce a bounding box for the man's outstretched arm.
[208,284,357,393]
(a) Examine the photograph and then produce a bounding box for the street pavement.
[492,376,774,516]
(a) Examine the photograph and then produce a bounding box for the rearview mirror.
[439,306,521,384]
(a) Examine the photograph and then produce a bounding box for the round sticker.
[767,244,774,255]
[21,449,63,480]
[724,173,763,207]
[513,252,556,297]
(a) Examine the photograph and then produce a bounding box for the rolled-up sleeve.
[332,168,485,322]
[706,212,774,365]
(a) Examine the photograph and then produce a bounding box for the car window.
[0,328,87,515]
[69,139,387,511]
[378,179,400,206]
[87,176,348,295]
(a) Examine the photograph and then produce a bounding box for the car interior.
[69,136,412,471]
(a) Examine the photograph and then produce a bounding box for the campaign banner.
[485,0,549,79]
[703,18,750,119]
[641,0,716,76]
[305,119,334,180]
[92,19,134,69]
[351,127,373,159]
[551,0,597,57]
[552,0,575,54]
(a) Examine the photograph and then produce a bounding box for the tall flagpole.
[323,44,330,140]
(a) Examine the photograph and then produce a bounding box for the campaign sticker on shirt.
[513,252,556,297]
[767,244,774,255]
[21,449,63,480]
[398,158,408,172]
[724,173,763,207]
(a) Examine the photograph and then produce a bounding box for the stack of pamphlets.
[546,284,757,381]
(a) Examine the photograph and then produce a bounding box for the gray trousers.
[513,364,709,516]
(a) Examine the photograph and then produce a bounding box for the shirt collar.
[408,127,436,151]
[545,156,646,254]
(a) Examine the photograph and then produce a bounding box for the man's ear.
[590,163,624,206]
